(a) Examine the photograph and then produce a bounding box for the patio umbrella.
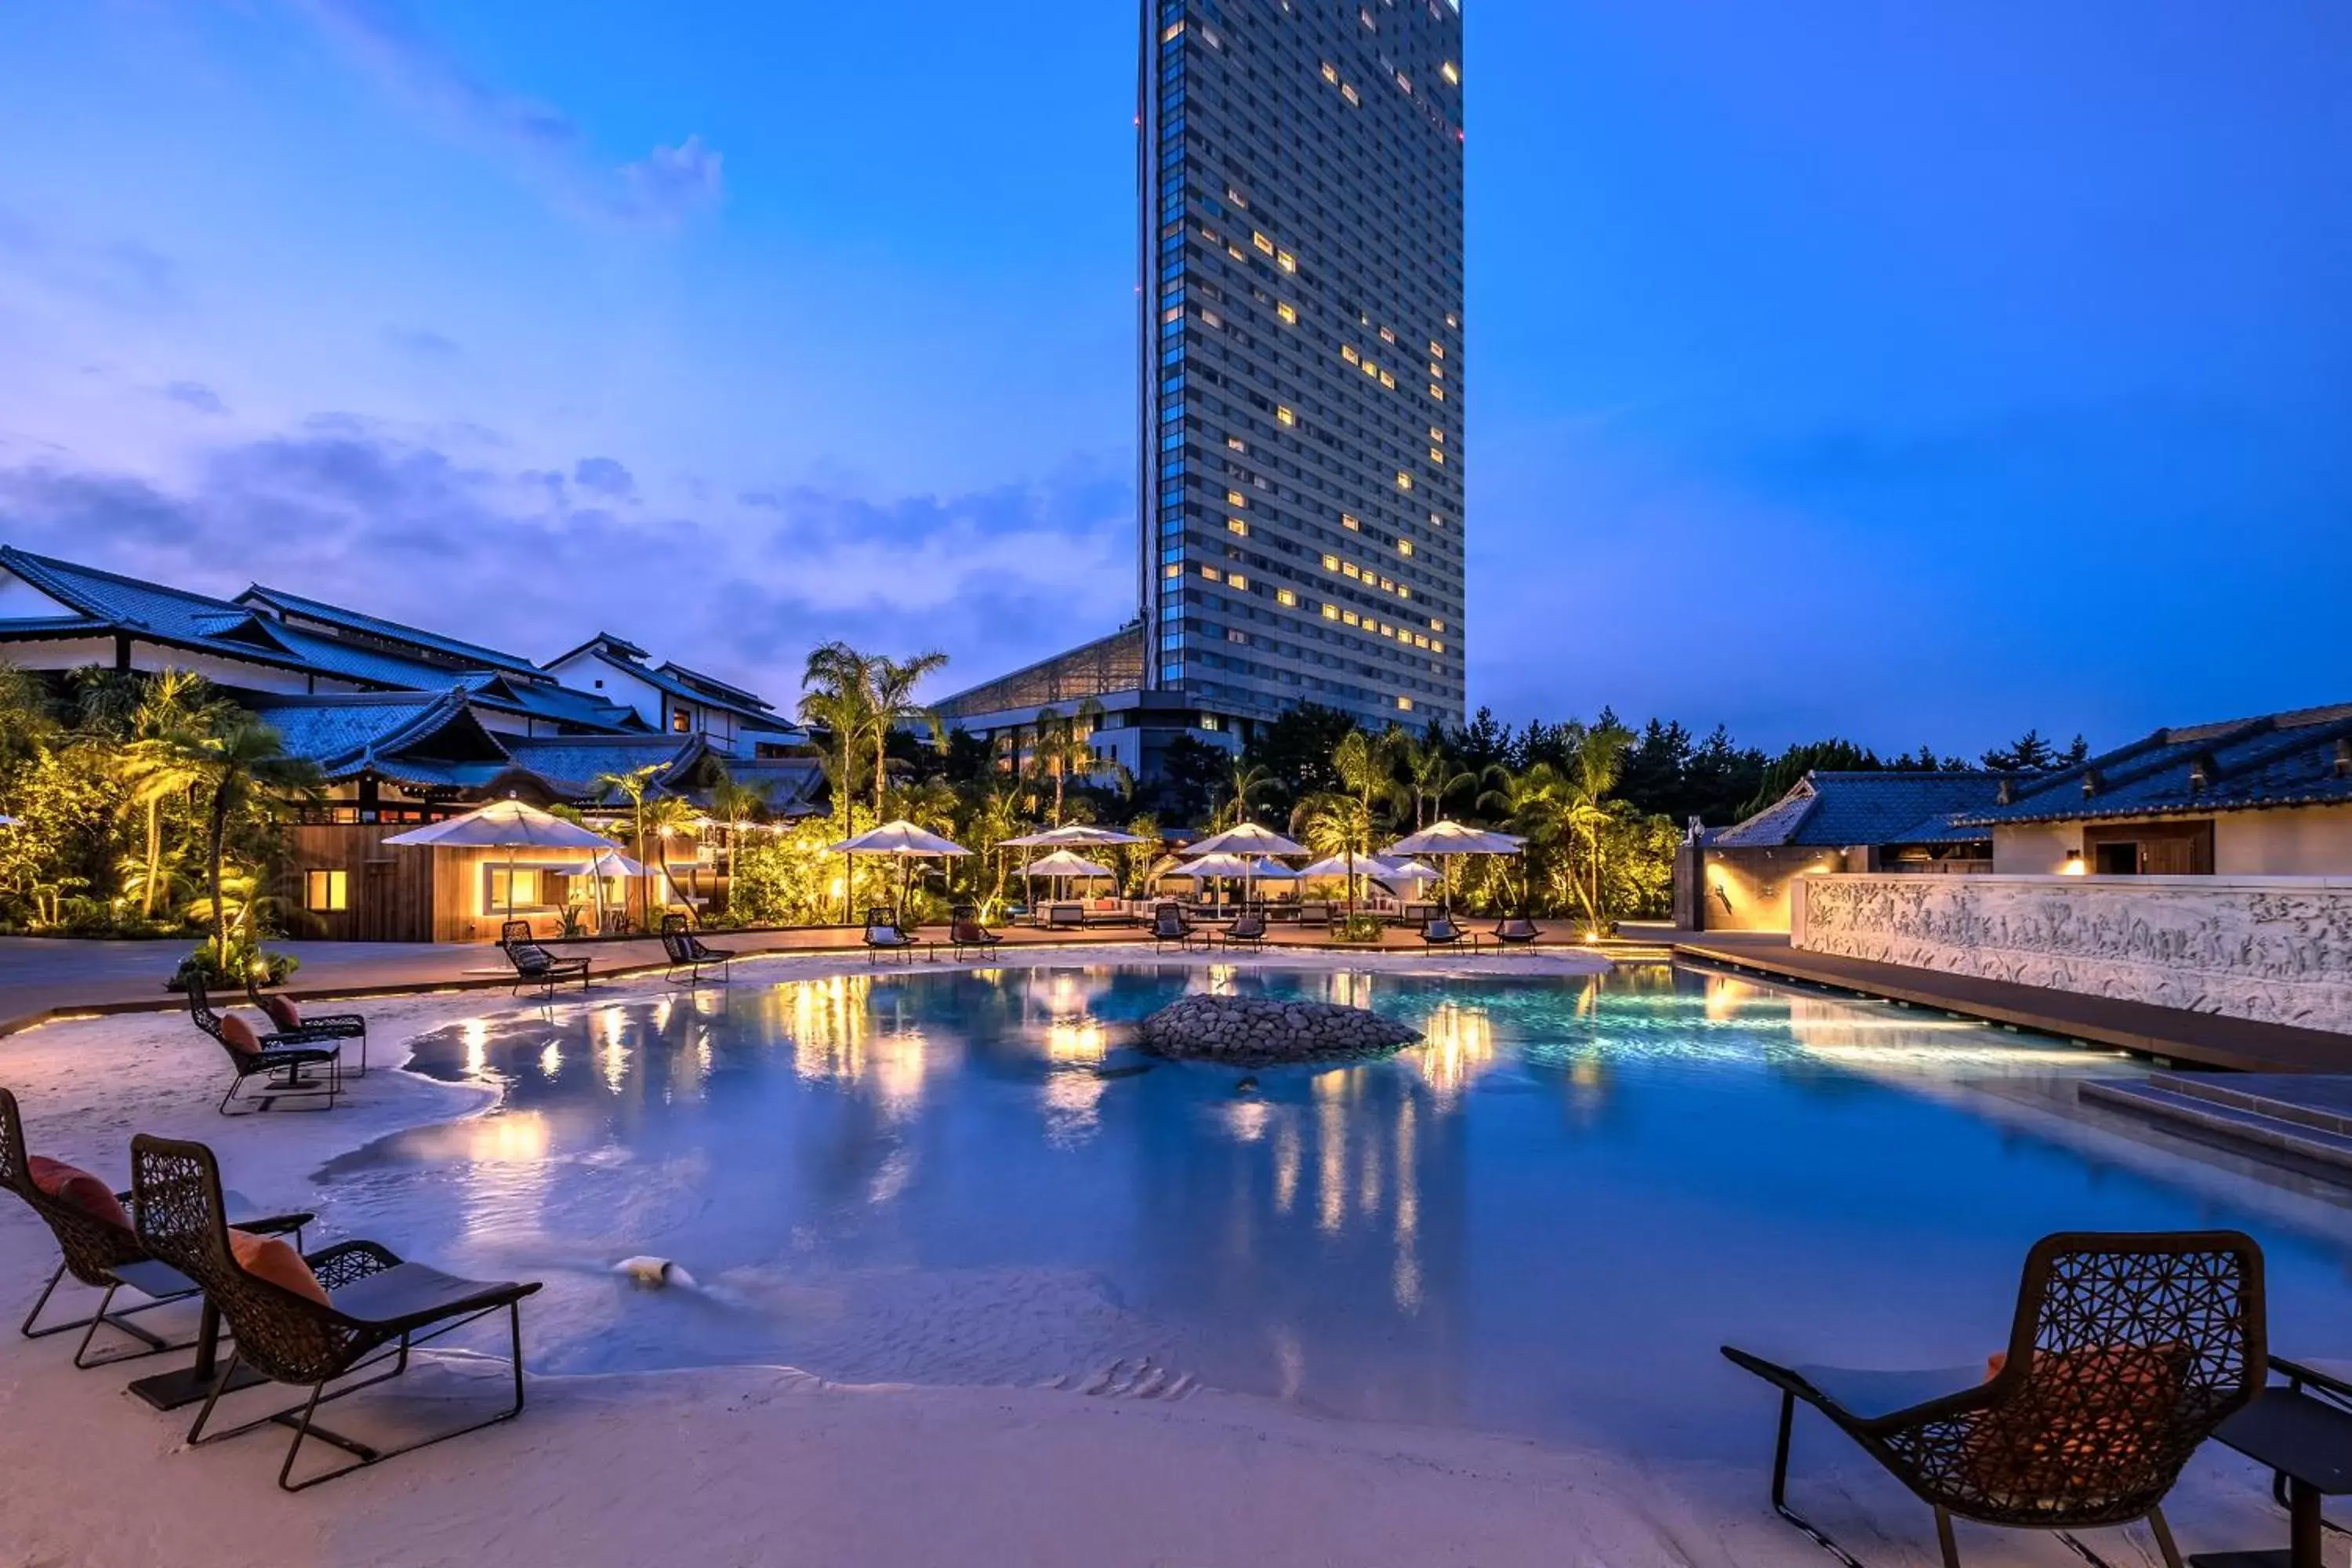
[1166,850,1262,913]
[1298,852,1400,911]
[828,818,971,923]
[1000,825,1152,848]
[1385,820,1527,912]
[570,847,647,933]
[1183,822,1307,858]
[1022,848,1115,905]
[383,798,616,928]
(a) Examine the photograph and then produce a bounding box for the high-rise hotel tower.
[1139,0,1466,734]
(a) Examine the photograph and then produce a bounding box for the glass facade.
[1138,0,1466,734]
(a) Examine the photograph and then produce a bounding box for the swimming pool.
[321,963,2352,1459]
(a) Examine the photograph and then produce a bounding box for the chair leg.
[2144,1508,2185,1568]
[1762,1390,1868,1568]
[1933,1506,1960,1568]
[20,1260,69,1338]
[187,1346,244,1444]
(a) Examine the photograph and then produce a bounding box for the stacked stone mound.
[1136,993,1421,1065]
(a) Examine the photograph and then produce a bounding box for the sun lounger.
[187,976,343,1115]
[1417,913,1479,951]
[1150,903,1204,953]
[659,913,734,985]
[1722,1229,2263,1567]
[949,910,1003,961]
[1218,911,1269,951]
[862,906,916,962]
[132,1133,543,1491]
[243,980,370,1077]
[1492,915,1541,950]
[2,1087,310,1368]
[499,920,591,996]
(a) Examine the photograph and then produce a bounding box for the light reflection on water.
[315,964,2352,1458]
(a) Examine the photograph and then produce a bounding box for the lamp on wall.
[2060,850,2087,877]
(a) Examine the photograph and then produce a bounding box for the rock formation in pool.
[1136,993,1421,1065]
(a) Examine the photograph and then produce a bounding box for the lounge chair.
[1418,912,1480,952]
[2,1087,310,1369]
[187,977,343,1115]
[1722,1229,2264,1568]
[948,909,1002,961]
[1046,902,1087,931]
[131,1134,543,1490]
[1295,901,1334,929]
[1492,914,1541,950]
[245,980,370,1077]
[499,920,591,997]
[862,906,916,962]
[1218,910,1269,952]
[1150,903,1203,954]
[659,913,734,985]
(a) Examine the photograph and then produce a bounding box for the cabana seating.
[132,1133,543,1491]
[2,1087,310,1368]
[1722,1229,2265,1568]
[498,920,591,997]
[862,906,916,961]
[949,909,1002,961]
[1045,902,1087,931]
[187,977,343,1115]
[1295,901,1334,929]
[659,913,735,985]
[243,981,371,1077]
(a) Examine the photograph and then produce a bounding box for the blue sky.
[1,2,2345,757]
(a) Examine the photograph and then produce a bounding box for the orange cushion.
[1968,1344,2186,1500]
[257,993,301,1033]
[218,1012,263,1056]
[26,1156,131,1231]
[228,1229,330,1306]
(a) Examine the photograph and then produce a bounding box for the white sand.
[0,951,2297,1567]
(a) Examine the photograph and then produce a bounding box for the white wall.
[1991,822,2082,875]
[1792,873,2352,1034]
[2218,804,2352,875]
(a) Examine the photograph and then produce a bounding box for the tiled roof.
[1715,771,2005,849]
[247,690,512,782]
[655,659,772,711]
[1958,704,2352,826]
[500,733,706,800]
[1,547,306,659]
[239,583,543,677]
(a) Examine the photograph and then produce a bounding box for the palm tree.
[1028,698,1104,826]
[116,670,223,920]
[1292,791,1373,919]
[798,641,875,842]
[1396,734,1475,830]
[189,715,316,968]
[1331,727,1404,829]
[1212,761,1272,831]
[706,767,771,922]
[641,794,703,919]
[593,763,671,927]
[866,651,949,818]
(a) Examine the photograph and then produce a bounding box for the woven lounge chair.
[1492,915,1541,950]
[949,909,1002,961]
[862,906,915,963]
[1417,912,1479,952]
[132,1134,543,1491]
[1218,910,1269,952]
[499,920,590,997]
[187,976,343,1115]
[1149,903,1203,954]
[245,980,370,1077]
[1722,1229,2265,1568]
[659,913,734,985]
[3,1088,310,1368]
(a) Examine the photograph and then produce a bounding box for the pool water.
[322,964,2352,1458]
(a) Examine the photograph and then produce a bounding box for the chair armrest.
[306,1239,405,1290]
[2275,1356,2352,1407]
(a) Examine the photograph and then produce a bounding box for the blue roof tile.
[1715,771,2005,848]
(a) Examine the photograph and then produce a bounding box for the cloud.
[292,0,723,227]
[0,419,1133,702]
[572,456,636,500]
[0,206,182,312]
[385,325,462,359]
[162,381,228,416]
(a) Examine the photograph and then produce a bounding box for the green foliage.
[1735,739,1885,821]
[728,818,844,927]
[1240,703,1356,818]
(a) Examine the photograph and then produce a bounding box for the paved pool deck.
[1673,931,2352,1075]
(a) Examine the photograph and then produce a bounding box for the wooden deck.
[1671,933,2352,1075]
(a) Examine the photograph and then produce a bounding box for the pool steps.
[2080,1073,2352,1177]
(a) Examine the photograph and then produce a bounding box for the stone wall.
[1791,873,2352,1034]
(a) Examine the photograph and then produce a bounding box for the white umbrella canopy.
[1184,822,1307,858]
[1299,853,1403,880]
[1023,850,1115,880]
[383,798,619,927]
[827,820,971,858]
[1244,856,1300,881]
[1167,851,1256,879]
[1000,824,1152,848]
[1385,821,1526,856]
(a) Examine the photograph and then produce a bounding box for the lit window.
[1322,554,1340,570]
[1414,633,1429,648]
[1396,472,1414,491]
[1341,84,1359,106]
[1228,628,1247,644]
[1430,426,1444,442]
[1201,565,1222,581]
[1227,489,1246,507]
[1429,385,1445,401]
[1379,370,1396,389]
[1441,60,1460,84]
[1162,306,1182,325]
[1341,514,1359,530]
[1200,714,1221,731]
[1381,623,1396,638]
[1276,302,1297,325]
[1432,641,1445,654]
[1341,344,1360,365]
[1277,251,1295,273]
[1430,343,1445,360]
[1399,539,1414,557]
[1379,327,1396,345]
[487,868,542,909]
[1379,576,1394,592]
[1398,697,1414,712]
[1253,231,1275,256]
[1162,20,1185,42]
[1430,619,1445,632]
[1445,312,1460,328]
[1276,588,1298,607]
[1429,362,1443,379]
[1227,436,1247,451]
[1429,448,1444,464]
[1343,562,1362,579]
[1276,405,1295,426]
[1322,61,1339,83]
[1322,604,1339,620]
[1397,586,1411,600]
[304,869,348,913]
[1227,517,1249,535]
[1201,310,1223,328]
[1343,611,1360,626]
